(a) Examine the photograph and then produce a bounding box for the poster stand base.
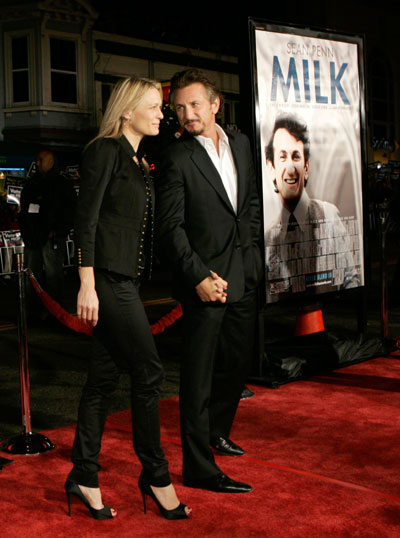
[1,432,55,455]
[250,331,388,388]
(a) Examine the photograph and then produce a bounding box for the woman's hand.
[77,267,99,326]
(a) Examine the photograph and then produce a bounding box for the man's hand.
[210,270,228,294]
[195,271,228,303]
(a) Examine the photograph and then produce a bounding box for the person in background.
[18,149,76,308]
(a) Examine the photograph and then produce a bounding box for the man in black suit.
[156,69,262,493]
[19,149,76,310]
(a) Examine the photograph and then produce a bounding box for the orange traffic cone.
[295,303,325,336]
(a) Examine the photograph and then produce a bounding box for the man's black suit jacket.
[19,169,76,248]
[155,129,262,304]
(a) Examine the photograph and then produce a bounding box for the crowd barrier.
[0,231,75,276]
[1,251,55,455]
[1,231,182,335]
[0,231,24,275]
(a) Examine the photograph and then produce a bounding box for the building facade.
[0,0,241,170]
[0,0,399,170]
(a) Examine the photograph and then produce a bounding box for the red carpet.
[2,356,400,537]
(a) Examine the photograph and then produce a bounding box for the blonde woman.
[65,77,191,521]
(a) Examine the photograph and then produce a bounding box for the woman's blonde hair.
[89,76,162,145]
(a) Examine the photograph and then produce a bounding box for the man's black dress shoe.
[211,436,245,456]
[184,472,252,493]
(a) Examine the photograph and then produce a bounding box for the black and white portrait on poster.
[253,24,365,303]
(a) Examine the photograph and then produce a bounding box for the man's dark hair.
[265,114,310,165]
[169,68,223,107]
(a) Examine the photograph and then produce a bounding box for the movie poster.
[253,25,365,303]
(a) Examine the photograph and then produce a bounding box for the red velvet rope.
[27,271,182,336]
[150,303,182,334]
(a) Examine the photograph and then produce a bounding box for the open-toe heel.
[64,479,115,520]
[138,474,189,520]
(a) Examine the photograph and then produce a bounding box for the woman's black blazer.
[75,135,154,278]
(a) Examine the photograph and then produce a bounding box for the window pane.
[13,71,29,102]
[51,72,77,103]
[12,36,28,69]
[50,38,76,71]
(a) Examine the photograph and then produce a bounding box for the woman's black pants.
[68,270,170,488]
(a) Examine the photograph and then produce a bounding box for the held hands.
[195,270,228,303]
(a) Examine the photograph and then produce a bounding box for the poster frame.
[248,18,368,309]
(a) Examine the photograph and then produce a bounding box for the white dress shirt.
[195,124,238,213]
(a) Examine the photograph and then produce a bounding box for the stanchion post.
[1,249,55,455]
[379,213,389,339]
[16,251,32,435]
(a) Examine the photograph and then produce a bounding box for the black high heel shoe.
[64,479,115,520]
[138,474,190,520]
